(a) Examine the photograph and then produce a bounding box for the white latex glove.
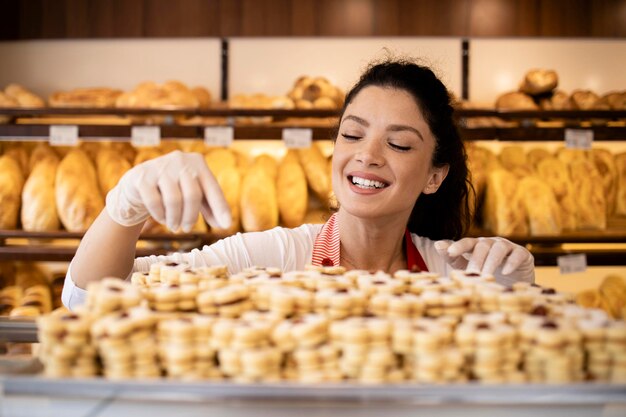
[434,237,535,283]
[106,150,231,232]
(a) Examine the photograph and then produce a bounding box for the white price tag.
[282,128,313,149]
[131,126,161,148]
[49,125,78,147]
[557,254,587,275]
[204,126,234,147]
[565,129,593,150]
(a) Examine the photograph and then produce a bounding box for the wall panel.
[2,0,625,39]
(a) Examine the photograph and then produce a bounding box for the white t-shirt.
[62,224,531,310]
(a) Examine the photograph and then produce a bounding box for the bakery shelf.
[0,124,337,140]
[0,229,206,241]
[0,318,37,343]
[469,224,626,244]
[0,229,207,262]
[0,108,625,142]
[0,246,173,262]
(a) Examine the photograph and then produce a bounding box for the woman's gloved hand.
[105,151,231,232]
[434,237,535,284]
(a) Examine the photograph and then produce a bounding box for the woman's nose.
[355,137,385,166]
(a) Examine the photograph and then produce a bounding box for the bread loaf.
[49,87,122,108]
[527,148,552,171]
[466,145,499,220]
[569,159,606,230]
[614,152,626,216]
[277,151,308,228]
[518,176,562,235]
[96,148,132,196]
[483,169,528,235]
[21,158,60,231]
[0,155,25,229]
[108,142,137,165]
[495,92,538,110]
[253,154,278,181]
[569,90,599,110]
[28,143,58,174]
[3,144,29,176]
[538,90,570,110]
[205,149,241,236]
[133,147,162,166]
[4,83,45,108]
[590,148,618,216]
[498,145,533,178]
[55,149,104,232]
[240,163,278,232]
[536,157,577,230]
[519,69,558,95]
[298,144,332,203]
[191,87,212,109]
[205,148,238,174]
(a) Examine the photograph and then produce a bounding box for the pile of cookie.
[36,264,626,384]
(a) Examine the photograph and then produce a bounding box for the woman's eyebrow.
[387,124,424,141]
[343,114,424,142]
[342,114,369,126]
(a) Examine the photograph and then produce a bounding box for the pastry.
[55,149,104,232]
[519,69,558,95]
[21,158,60,231]
[0,154,25,229]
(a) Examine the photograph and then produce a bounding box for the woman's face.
[332,85,448,222]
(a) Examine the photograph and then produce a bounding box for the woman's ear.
[423,164,450,194]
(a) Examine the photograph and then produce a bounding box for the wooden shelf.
[0,230,211,262]
[0,107,624,142]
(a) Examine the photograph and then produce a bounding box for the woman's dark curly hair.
[337,58,472,240]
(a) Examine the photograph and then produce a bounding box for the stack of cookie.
[455,315,522,383]
[605,321,626,383]
[157,315,221,380]
[217,315,281,382]
[272,314,337,382]
[37,307,98,377]
[330,316,404,383]
[85,278,142,316]
[520,317,584,383]
[407,317,463,383]
[91,305,161,379]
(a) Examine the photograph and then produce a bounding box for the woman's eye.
[341,133,361,141]
[389,142,411,151]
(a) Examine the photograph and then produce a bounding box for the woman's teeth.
[351,176,387,189]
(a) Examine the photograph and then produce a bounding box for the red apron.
[311,213,428,272]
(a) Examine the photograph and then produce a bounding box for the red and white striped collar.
[311,213,428,272]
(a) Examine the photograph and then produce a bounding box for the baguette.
[0,155,25,229]
[21,158,60,231]
[55,149,104,232]
[240,163,278,232]
[277,151,308,228]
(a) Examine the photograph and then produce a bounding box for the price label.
[131,126,161,148]
[557,254,587,275]
[565,129,593,150]
[49,125,78,147]
[204,126,234,147]
[282,128,313,149]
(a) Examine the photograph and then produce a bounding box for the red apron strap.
[311,213,341,267]
[405,229,429,272]
[312,214,429,272]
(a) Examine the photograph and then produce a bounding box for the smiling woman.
[63,57,535,311]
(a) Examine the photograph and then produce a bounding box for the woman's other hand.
[105,151,231,232]
[434,237,534,282]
